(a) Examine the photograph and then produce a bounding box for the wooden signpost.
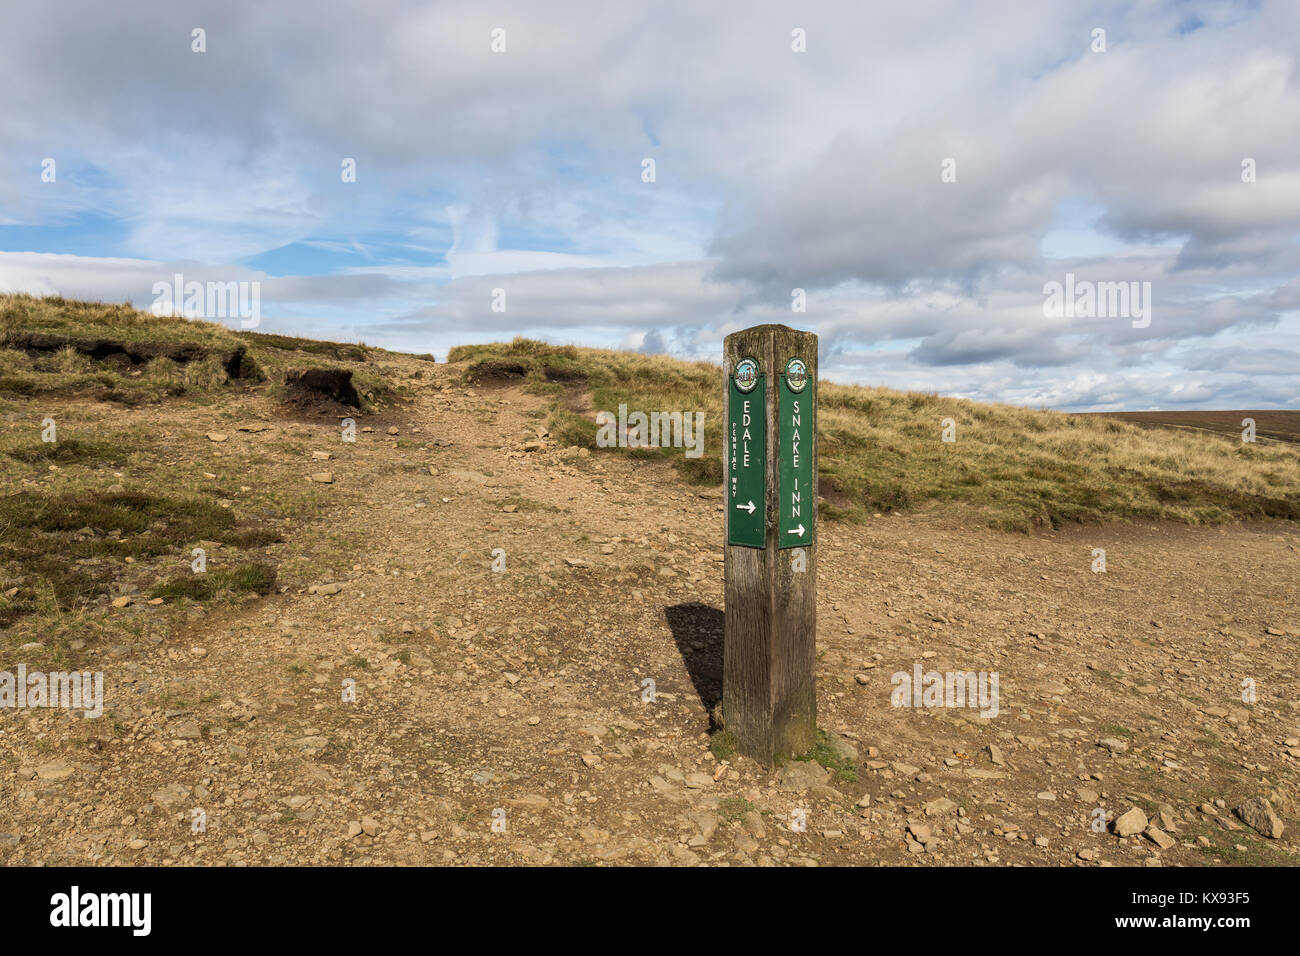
[723,324,817,765]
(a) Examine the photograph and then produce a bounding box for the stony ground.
[2,351,1298,866]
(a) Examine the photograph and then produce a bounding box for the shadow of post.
[664,602,724,725]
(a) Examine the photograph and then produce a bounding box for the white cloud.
[0,1,1297,409]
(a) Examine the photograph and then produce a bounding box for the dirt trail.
[3,353,1299,866]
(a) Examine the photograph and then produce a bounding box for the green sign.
[778,367,812,549]
[727,371,766,548]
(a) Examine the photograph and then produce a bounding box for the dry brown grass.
[450,338,1300,530]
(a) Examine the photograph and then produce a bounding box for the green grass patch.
[718,797,757,822]
[797,729,859,782]
[4,436,124,465]
[1098,723,1135,739]
[150,562,277,602]
[709,730,737,762]
[0,488,277,625]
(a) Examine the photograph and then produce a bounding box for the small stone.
[504,794,549,810]
[1144,826,1176,849]
[151,783,192,807]
[170,721,202,740]
[111,596,131,608]
[1235,797,1284,839]
[206,432,228,442]
[671,844,701,865]
[824,732,858,763]
[693,813,720,841]
[1113,807,1148,837]
[35,759,76,781]
[1098,737,1129,754]
[310,472,334,483]
[923,797,957,817]
[777,761,830,791]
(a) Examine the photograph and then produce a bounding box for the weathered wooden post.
[722,324,817,765]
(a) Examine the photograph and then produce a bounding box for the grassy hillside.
[0,295,408,633]
[0,293,393,408]
[449,338,1300,531]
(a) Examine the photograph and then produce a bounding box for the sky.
[0,0,1298,411]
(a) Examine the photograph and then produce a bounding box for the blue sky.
[1,0,1297,410]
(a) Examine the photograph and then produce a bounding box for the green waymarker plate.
[727,373,766,548]
[778,371,812,549]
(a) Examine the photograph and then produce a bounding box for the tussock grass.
[0,294,392,410]
[151,562,277,602]
[0,487,279,625]
[0,417,284,628]
[4,436,122,465]
[237,330,368,363]
[0,293,245,348]
[448,338,1300,530]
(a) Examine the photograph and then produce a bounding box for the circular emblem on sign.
[785,358,808,393]
[734,358,759,393]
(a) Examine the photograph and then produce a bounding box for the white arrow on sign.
[735,500,756,514]
[786,523,805,537]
